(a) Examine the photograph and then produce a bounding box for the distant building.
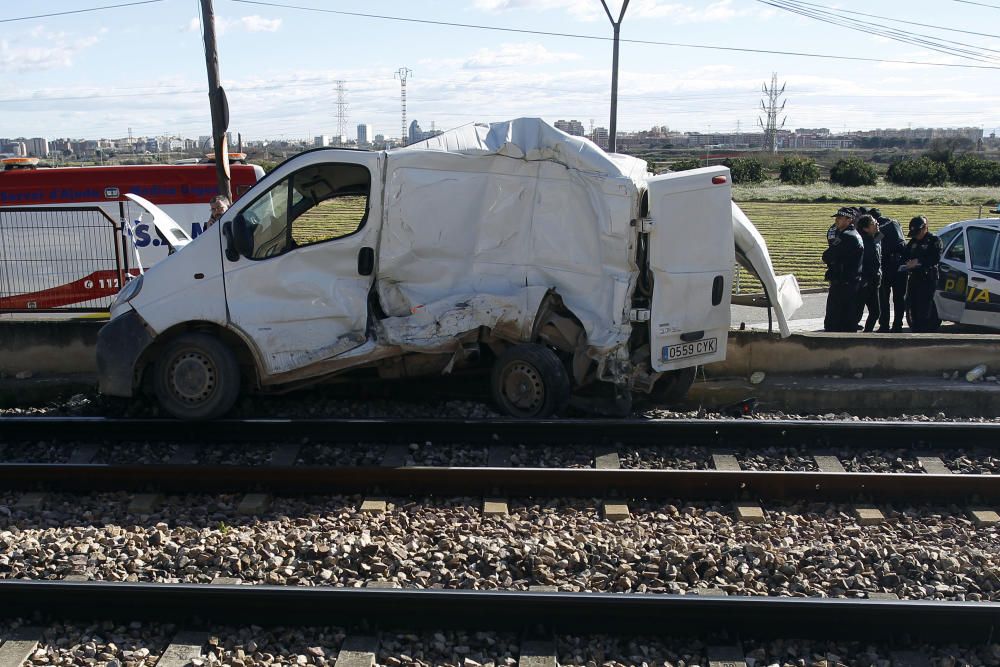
[26,137,48,157]
[315,135,331,147]
[592,127,609,149]
[554,120,585,136]
[357,123,373,145]
[408,120,423,144]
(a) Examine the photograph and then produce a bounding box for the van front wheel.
[491,344,571,418]
[649,366,697,404]
[154,332,240,420]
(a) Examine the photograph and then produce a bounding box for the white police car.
[934,218,1000,329]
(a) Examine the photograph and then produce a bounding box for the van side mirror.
[222,221,240,262]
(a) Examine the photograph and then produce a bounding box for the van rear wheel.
[154,332,240,420]
[491,344,570,418]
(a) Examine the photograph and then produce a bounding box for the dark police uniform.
[878,218,907,331]
[905,229,943,332]
[857,230,882,331]
[823,207,857,330]
[822,222,864,332]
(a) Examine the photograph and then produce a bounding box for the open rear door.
[646,166,734,372]
[731,203,801,337]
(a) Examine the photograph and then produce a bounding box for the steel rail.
[2,464,999,503]
[2,416,1000,448]
[0,581,996,642]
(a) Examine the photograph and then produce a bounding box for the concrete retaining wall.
[1,321,999,382]
[0,320,101,376]
[708,331,1000,379]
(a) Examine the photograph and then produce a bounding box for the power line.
[953,0,1000,8]
[229,0,1000,71]
[0,0,164,23]
[788,0,997,39]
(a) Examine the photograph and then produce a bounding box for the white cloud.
[185,15,282,35]
[0,27,100,73]
[433,43,583,69]
[474,0,769,23]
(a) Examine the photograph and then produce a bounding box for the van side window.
[944,232,966,263]
[968,227,1000,272]
[242,163,371,260]
[290,164,370,247]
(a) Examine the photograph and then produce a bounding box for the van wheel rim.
[501,362,544,413]
[169,351,216,403]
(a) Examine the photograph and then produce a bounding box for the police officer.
[822,207,864,332]
[854,214,882,332]
[824,206,858,330]
[875,209,907,332]
[903,215,943,332]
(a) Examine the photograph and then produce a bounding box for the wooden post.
[200,0,231,200]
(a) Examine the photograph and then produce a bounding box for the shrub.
[668,158,703,172]
[829,157,878,186]
[885,157,948,187]
[950,154,1000,186]
[778,156,820,185]
[722,157,767,184]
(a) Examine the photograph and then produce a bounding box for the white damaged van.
[97,118,800,419]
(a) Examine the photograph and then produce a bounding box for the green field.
[735,202,986,291]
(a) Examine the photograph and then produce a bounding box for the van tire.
[649,366,697,404]
[153,332,240,420]
[491,344,571,418]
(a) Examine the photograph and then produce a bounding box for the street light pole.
[199,0,231,201]
[600,0,630,154]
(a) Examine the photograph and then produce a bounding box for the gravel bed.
[558,635,706,667]
[736,447,819,472]
[203,625,345,666]
[405,443,488,467]
[25,620,172,667]
[837,449,919,473]
[297,442,385,466]
[509,445,593,468]
[188,444,274,466]
[92,442,176,465]
[1,493,998,602]
[9,390,1000,424]
[939,448,1000,475]
[0,441,73,463]
[378,631,517,667]
[619,446,711,470]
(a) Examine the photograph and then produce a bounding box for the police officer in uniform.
[875,209,907,332]
[903,215,943,332]
[822,207,864,332]
[824,206,858,330]
[854,214,882,331]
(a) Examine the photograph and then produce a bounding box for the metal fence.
[0,206,126,313]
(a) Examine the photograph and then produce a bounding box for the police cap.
[831,206,856,219]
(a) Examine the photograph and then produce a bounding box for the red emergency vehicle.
[0,158,263,310]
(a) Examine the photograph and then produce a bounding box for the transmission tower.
[758,72,787,154]
[335,80,349,144]
[394,67,413,145]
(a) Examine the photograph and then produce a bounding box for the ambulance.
[96,118,801,419]
[0,157,263,310]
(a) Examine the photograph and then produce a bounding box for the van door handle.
[358,247,374,276]
[971,276,986,283]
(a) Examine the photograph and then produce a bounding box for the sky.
[4,0,1000,141]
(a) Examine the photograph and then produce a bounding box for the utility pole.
[395,67,413,146]
[199,0,231,200]
[600,0,630,154]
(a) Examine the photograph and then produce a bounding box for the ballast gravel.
[201,625,345,666]
[378,631,517,667]
[24,620,172,667]
[1,493,998,602]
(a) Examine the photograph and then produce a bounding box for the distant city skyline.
[5,1,1000,140]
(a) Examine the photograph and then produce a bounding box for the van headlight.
[113,275,143,307]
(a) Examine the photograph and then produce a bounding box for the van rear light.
[712,175,727,184]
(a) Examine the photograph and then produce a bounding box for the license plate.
[663,337,718,361]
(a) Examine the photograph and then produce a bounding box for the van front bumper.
[96,309,154,397]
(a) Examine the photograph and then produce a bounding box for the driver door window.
[243,163,371,260]
[944,232,966,264]
[968,227,1000,273]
